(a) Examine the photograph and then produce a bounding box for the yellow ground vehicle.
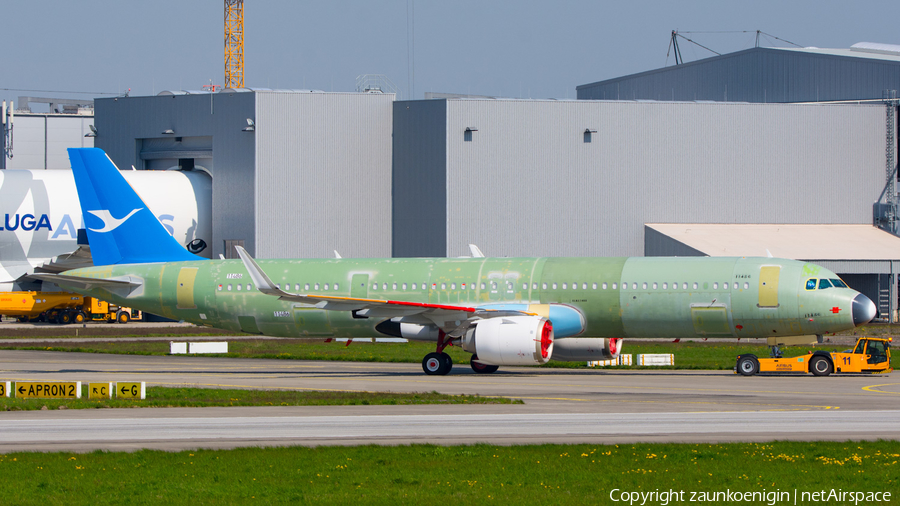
[0,291,141,324]
[736,337,892,376]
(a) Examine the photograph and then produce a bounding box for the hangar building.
[94,89,393,260]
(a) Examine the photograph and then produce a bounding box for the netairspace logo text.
[609,488,892,505]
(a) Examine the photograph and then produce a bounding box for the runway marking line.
[861,383,900,395]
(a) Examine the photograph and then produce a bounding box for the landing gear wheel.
[470,355,499,374]
[57,311,72,325]
[810,356,833,376]
[736,356,759,376]
[116,311,130,324]
[423,352,449,375]
[16,316,28,323]
[73,312,86,324]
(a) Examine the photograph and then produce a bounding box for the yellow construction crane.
[225,0,244,88]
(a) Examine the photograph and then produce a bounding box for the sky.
[4,0,900,109]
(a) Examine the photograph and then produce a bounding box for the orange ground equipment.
[0,292,141,324]
[736,337,892,377]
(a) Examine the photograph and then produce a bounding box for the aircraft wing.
[28,273,143,291]
[235,246,527,334]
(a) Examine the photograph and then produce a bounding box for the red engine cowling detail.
[549,338,623,361]
[461,315,554,365]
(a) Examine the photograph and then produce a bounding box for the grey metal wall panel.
[577,48,900,103]
[435,100,884,258]
[805,261,893,274]
[392,100,447,257]
[96,92,256,258]
[254,92,393,259]
[6,115,93,170]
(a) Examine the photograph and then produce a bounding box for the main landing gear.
[420,331,501,375]
[422,330,453,375]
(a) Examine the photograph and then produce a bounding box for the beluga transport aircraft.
[35,148,877,375]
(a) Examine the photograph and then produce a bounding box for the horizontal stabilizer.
[29,273,143,292]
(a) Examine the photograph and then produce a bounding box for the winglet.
[468,244,485,258]
[235,245,283,296]
[67,148,203,265]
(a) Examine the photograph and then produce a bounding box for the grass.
[3,339,898,371]
[0,441,896,504]
[0,386,520,411]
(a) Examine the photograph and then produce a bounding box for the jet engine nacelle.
[461,315,554,366]
[549,337,622,361]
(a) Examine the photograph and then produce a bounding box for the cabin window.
[652,282,658,289]
[571,282,577,290]
[402,283,408,290]
[642,282,648,290]
[441,283,447,290]
[218,284,223,291]
[818,279,833,289]
[542,283,547,290]
[662,282,668,290]
[592,283,598,289]
[552,282,558,289]
[491,282,497,290]
[324,283,330,291]
[713,282,718,290]
[334,283,339,291]
[743,282,749,290]
[482,283,487,290]
[248,284,252,291]
[562,283,568,290]
[522,283,527,290]
[237,284,242,291]
[583,282,588,290]
[612,283,617,289]
[371,283,377,290]
[412,283,417,290]
[451,283,457,290]
[683,283,688,290]
[692,282,698,290]
[632,283,638,290]
[305,283,310,291]
[392,283,397,290]
[227,284,232,291]
[315,283,320,290]
[533,282,539,290]
[383,283,388,290]
[507,282,513,290]
[276,284,281,289]
[733,282,739,290]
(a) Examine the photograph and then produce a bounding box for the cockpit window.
[805,279,816,290]
[818,279,833,289]
[830,279,847,288]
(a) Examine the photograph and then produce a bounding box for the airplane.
[33,147,877,375]
[0,167,211,292]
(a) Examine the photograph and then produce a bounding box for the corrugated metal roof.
[646,224,900,260]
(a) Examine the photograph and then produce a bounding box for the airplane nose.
[852,293,877,326]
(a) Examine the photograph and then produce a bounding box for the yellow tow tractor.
[735,336,892,376]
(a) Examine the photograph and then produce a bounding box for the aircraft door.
[758,266,780,308]
[176,267,199,309]
[350,274,369,299]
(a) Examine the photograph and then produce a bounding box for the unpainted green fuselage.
[59,256,861,340]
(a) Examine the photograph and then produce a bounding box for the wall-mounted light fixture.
[584,128,597,143]
[85,124,98,138]
[162,129,175,135]
[242,118,255,132]
[464,127,477,142]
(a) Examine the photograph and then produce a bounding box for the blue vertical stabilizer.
[67,148,203,265]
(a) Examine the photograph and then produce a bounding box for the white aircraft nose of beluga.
[852,293,877,326]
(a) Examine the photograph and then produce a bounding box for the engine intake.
[462,315,554,366]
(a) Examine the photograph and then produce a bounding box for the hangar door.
[139,137,213,173]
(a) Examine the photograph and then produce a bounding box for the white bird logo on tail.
[87,208,142,233]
